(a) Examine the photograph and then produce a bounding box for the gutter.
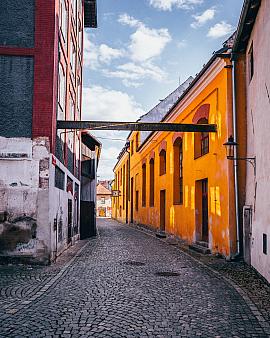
[231,54,240,259]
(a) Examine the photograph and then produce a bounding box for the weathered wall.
[0,56,34,138]
[0,137,50,263]
[245,0,270,282]
[0,137,81,263]
[0,0,35,47]
[49,156,80,259]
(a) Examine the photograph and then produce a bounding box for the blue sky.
[82,0,244,179]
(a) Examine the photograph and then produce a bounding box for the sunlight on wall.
[184,134,188,152]
[170,151,173,175]
[210,187,216,213]
[170,206,175,231]
[191,186,195,210]
[217,111,222,139]
[185,185,189,207]
[210,186,221,216]
[215,186,221,216]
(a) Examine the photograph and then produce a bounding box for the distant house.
[96,184,112,218]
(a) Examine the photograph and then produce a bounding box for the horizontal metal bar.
[57,120,217,132]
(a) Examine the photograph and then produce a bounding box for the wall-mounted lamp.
[223,135,256,174]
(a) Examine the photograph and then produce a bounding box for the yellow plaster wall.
[113,59,237,258]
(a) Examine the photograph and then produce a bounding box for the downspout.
[231,55,240,258]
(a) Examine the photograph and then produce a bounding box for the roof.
[84,0,97,28]
[233,0,261,53]
[138,76,194,144]
[96,183,112,195]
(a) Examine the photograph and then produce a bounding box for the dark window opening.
[159,149,166,175]
[173,138,183,205]
[194,118,209,158]
[142,163,146,207]
[149,158,155,207]
[55,166,65,190]
[135,190,139,211]
[263,233,267,255]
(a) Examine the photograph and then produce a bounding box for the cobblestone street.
[0,218,270,338]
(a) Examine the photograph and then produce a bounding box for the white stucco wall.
[0,137,51,263]
[245,0,270,282]
[0,136,81,263]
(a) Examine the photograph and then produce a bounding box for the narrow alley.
[1,218,269,338]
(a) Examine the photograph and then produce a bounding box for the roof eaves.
[233,0,261,53]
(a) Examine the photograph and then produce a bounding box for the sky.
[82,0,244,180]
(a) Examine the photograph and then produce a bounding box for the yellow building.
[113,39,246,259]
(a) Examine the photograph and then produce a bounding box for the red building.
[0,1,98,263]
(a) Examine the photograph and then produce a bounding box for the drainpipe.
[231,55,240,259]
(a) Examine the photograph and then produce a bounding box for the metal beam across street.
[57,121,217,132]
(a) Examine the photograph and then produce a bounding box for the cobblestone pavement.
[0,219,270,338]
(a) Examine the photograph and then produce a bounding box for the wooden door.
[160,190,166,232]
[201,179,208,242]
[130,177,134,223]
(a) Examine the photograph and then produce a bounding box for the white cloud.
[103,62,167,87]
[191,8,215,28]
[82,85,144,121]
[118,13,141,28]
[149,0,203,11]
[129,25,171,62]
[118,14,171,62]
[207,21,234,39]
[83,34,124,69]
[177,39,187,48]
[99,44,124,64]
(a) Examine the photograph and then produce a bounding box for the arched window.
[142,163,146,207]
[173,138,183,205]
[194,118,209,158]
[149,158,154,207]
[159,149,166,175]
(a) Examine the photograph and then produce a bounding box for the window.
[142,163,146,207]
[60,0,68,43]
[135,190,139,211]
[248,43,254,82]
[101,197,105,204]
[123,164,126,210]
[70,39,76,74]
[173,138,183,205]
[55,166,65,190]
[69,97,75,120]
[67,176,73,194]
[77,76,81,115]
[149,158,154,207]
[263,234,267,255]
[194,118,209,158]
[159,149,166,175]
[58,64,66,120]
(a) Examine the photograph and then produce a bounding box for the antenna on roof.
[179,76,181,86]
